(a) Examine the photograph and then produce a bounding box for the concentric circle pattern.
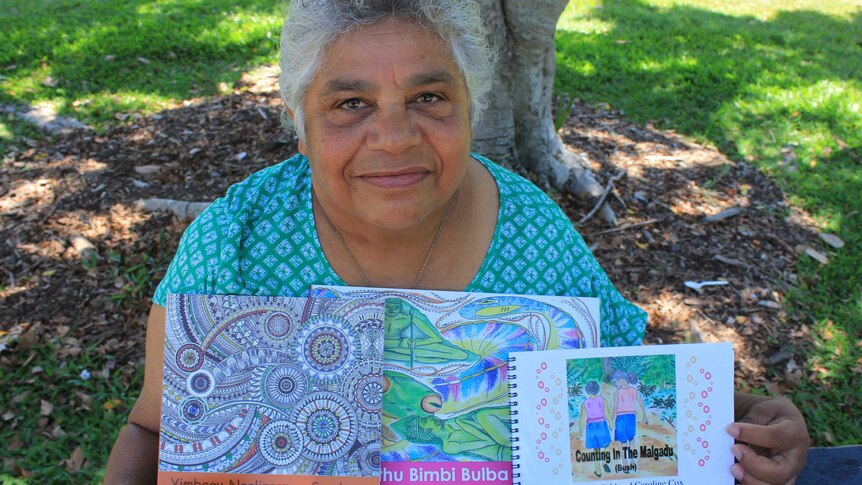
[263,364,308,407]
[176,344,204,372]
[180,397,207,424]
[292,392,357,462]
[265,312,294,340]
[187,369,215,397]
[259,420,304,466]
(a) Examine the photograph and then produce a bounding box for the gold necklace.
[316,197,449,289]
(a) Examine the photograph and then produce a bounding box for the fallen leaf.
[51,425,67,439]
[819,233,845,249]
[65,447,85,473]
[103,398,121,410]
[40,400,53,416]
[804,247,829,264]
[764,381,785,396]
[2,411,15,421]
[75,392,93,411]
[822,431,834,444]
[7,437,24,451]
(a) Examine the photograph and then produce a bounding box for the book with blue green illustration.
[311,286,601,485]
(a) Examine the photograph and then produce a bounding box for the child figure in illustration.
[578,381,613,477]
[612,370,648,465]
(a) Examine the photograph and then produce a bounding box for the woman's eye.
[416,93,440,103]
[338,98,366,110]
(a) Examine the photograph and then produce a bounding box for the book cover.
[508,343,734,485]
[158,293,383,485]
[311,286,601,485]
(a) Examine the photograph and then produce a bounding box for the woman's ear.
[285,107,306,154]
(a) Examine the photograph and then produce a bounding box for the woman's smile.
[357,168,431,189]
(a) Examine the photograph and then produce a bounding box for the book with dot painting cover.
[157,293,383,485]
[507,343,734,485]
[310,286,601,485]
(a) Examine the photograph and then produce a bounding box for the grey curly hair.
[279,0,496,142]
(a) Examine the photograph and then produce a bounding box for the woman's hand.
[728,393,810,484]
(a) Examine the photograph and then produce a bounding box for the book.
[311,286,601,485]
[508,343,734,485]
[158,293,383,485]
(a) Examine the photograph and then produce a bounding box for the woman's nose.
[366,105,421,154]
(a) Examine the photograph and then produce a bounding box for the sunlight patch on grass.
[0,0,286,144]
[0,121,11,141]
[558,1,616,33]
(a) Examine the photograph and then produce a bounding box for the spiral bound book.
[508,343,734,485]
[158,293,382,485]
[311,286,601,485]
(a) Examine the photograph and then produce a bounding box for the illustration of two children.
[578,370,648,477]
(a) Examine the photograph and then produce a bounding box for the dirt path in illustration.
[570,409,679,482]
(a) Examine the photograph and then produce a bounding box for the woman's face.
[298,18,473,232]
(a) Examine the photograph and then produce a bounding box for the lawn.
[556,0,862,446]
[0,0,285,151]
[1,0,860,482]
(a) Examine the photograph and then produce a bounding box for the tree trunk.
[472,0,615,223]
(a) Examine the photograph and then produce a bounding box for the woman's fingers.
[731,462,795,485]
[732,443,800,485]
[729,421,786,449]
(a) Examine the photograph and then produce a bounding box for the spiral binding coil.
[508,355,522,484]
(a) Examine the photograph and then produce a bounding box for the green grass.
[556,0,862,445]
[0,343,143,483]
[0,0,286,152]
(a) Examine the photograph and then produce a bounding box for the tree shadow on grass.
[555,1,861,162]
[556,2,861,116]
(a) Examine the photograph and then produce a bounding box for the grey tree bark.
[472,0,614,222]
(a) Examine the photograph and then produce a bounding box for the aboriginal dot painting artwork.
[159,294,383,478]
[566,354,677,482]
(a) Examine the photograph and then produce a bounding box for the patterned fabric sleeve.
[152,197,230,307]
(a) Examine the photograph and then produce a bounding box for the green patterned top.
[153,153,647,346]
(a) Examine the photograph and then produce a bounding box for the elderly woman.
[105,1,809,483]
